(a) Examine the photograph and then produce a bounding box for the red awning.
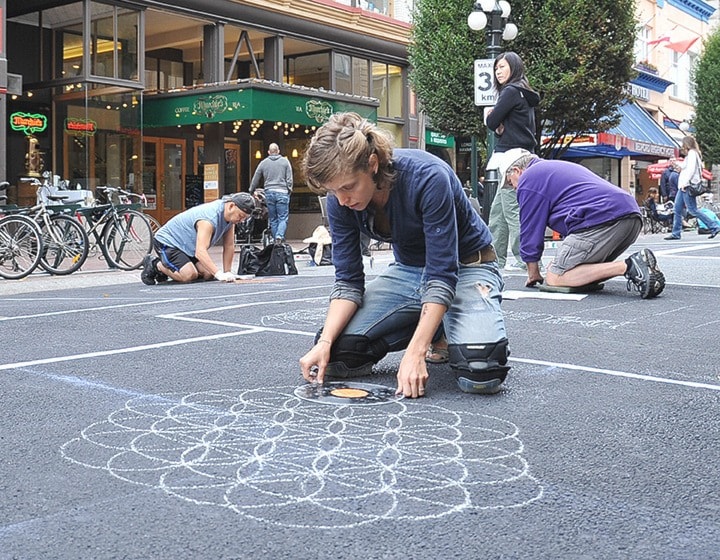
[646,159,712,180]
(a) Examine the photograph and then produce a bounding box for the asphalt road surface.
[1,233,719,559]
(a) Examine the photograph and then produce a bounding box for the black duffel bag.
[238,243,298,276]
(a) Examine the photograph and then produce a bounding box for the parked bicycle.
[74,186,153,270]
[117,189,161,234]
[14,179,90,276]
[0,182,44,280]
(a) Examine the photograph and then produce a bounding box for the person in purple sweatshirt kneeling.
[497,148,665,299]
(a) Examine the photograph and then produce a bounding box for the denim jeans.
[671,189,718,238]
[488,187,521,268]
[265,190,290,240]
[340,260,507,354]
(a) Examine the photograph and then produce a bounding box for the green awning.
[143,84,378,128]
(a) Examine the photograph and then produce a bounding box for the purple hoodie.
[516,158,641,263]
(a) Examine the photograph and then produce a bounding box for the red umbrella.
[646,159,712,180]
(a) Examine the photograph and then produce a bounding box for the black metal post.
[470,135,478,198]
[0,0,7,182]
[480,5,506,224]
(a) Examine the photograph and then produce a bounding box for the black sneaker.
[155,268,169,283]
[625,248,665,299]
[141,254,157,285]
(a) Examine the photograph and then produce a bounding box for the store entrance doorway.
[140,137,186,225]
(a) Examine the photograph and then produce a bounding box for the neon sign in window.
[10,112,48,135]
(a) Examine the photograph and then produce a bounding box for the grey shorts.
[550,215,642,275]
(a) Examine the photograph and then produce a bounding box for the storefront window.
[160,60,185,91]
[333,53,371,97]
[55,87,142,190]
[144,55,186,93]
[61,28,85,80]
[91,3,115,78]
[286,53,330,89]
[372,61,387,117]
[334,53,352,94]
[117,10,140,81]
[353,57,370,97]
[387,65,403,119]
[372,62,404,120]
[145,58,159,91]
[52,2,140,83]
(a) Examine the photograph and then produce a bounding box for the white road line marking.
[0,329,263,371]
[159,296,327,318]
[0,299,188,321]
[502,290,587,301]
[655,243,720,256]
[510,356,720,391]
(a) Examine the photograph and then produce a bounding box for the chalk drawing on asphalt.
[61,387,544,528]
[260,307,327,327]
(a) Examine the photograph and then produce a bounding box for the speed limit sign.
[474,59,497,106]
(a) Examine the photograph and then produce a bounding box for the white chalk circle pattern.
[61,388,543,528]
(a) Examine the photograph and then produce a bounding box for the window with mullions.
[333,53,371,97]
[55,2,140,82]
[634,26,650,65]
[90,2,140,80]
[60,27,85,79]
[671,50,697,103]
[286,52,330,89]
[334,53,352,94]
[372,62,403,119]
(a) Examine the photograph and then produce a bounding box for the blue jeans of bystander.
[265,190,290,240]
[671,189,719,238]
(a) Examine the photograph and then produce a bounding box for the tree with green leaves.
[693,29,720,166]
[409,0,637,159]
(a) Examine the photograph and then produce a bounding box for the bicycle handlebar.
[96,185,146,203]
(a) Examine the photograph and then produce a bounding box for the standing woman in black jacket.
[485,51,540,270]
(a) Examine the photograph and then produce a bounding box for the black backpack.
[238,243,298,276]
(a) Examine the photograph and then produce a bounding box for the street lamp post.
[468,0,517,223]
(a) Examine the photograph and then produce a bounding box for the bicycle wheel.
[102,209,153,270]
[0,215,43,280]
[39,214,90,275]
[144,213,161,234]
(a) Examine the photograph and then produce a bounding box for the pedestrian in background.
[299,112,510,397]
[250,143,293,243]
[485,51,540,271]
[665,136,720,240]
[659,164,679,203]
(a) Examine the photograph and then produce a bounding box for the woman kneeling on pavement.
[298,112,510,398]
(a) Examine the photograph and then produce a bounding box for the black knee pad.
[448,339,510,393]
[315,333,389,369]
